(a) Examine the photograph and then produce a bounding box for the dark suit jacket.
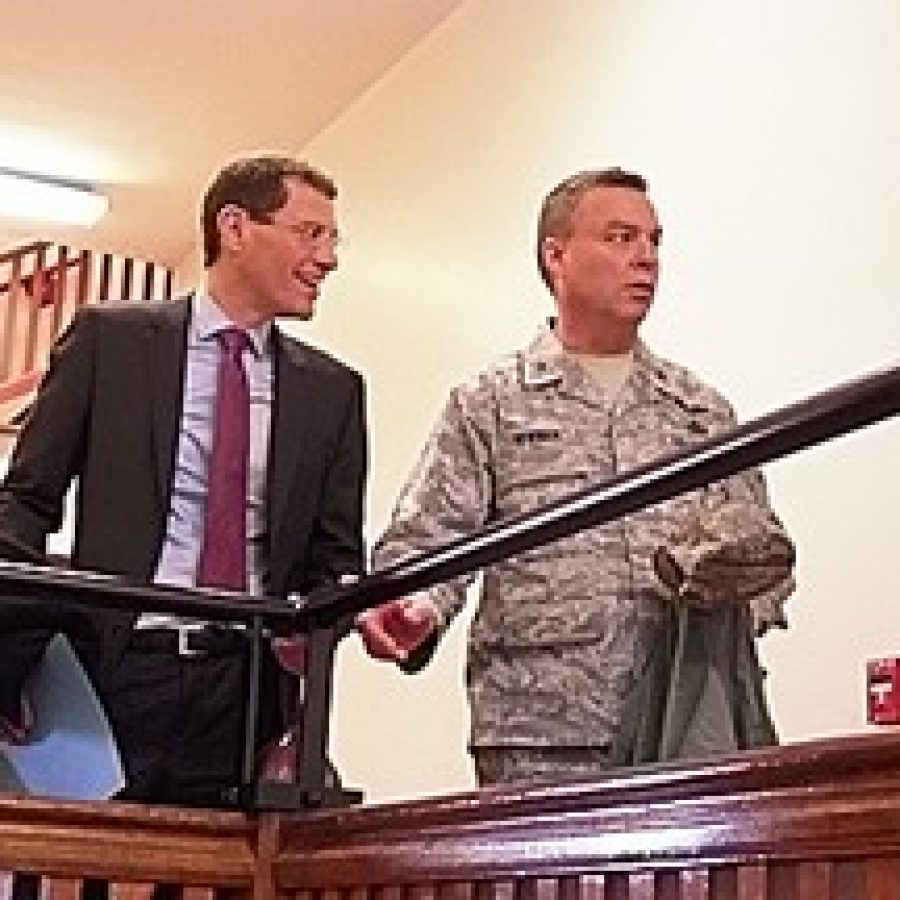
[0,295,367,696]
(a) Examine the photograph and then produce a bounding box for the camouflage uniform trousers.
[472,745,613,786]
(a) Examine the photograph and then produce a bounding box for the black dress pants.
[105,632,281,806]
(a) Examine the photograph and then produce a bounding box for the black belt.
[129,626,250,658]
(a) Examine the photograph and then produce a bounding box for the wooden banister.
[0,240,176,438]
[0,254,80,301]
[0,250,23,380]
[0,793,256,894]
[0,370,43,404]
[0,241,50,267]
[22,242,45,373]
[3,732,900,897]
[274,731,900,898]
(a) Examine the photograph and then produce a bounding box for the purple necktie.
[197,328,250,591]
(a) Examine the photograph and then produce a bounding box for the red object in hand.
[867,658,900,724]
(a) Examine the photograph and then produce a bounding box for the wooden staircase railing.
[3,731,900,899]
[273,730,900,900]
[0,240,175,436]
[0,792,257,898]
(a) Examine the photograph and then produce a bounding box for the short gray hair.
[536,167,647,288]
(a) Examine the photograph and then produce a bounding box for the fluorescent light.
[0,168,107,227]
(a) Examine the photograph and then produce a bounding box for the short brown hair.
[202,156,337,267]
[536,167,647,288]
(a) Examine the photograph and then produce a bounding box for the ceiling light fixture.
[0,168,108,227]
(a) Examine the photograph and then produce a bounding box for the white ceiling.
[0,0,462,267]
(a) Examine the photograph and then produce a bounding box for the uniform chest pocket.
[625,404,715,467]
[495,421,594,514]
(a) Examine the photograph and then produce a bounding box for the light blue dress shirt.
[145,292,273,625]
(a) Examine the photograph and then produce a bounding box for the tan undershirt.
[568,349,634,400]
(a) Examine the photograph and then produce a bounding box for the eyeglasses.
[254,215,341,248]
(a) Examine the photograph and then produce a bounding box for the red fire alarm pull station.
[868,658,900,724]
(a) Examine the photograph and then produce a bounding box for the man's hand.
[0,696,34,745]
[357,598,440,661]
[654,498,795,609]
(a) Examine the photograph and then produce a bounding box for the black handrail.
[305,360,900,621]
[0,558,298,627]
[0,361,899,627]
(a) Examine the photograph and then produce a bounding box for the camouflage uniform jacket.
[373,327,794,751]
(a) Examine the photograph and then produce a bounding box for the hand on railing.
[357,597,440,662]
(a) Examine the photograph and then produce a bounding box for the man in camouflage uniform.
[358,168,795,786]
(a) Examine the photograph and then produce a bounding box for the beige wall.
[268,0,900,803]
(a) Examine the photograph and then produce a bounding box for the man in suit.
[0,155,367,805]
